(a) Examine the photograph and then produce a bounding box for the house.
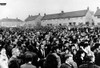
[24,13,42,28]
[94,7,100,25]
[0,18,23,27]
[41,7,93,26]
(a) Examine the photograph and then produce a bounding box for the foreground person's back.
[44,53,61,68]
[20,51,36,68]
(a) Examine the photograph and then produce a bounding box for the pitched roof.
[94,7,100,16]
[0,18,23,22]
[42,9,88,20]
[25,15,40,22]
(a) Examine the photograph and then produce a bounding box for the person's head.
[41,44,45,49]
[44,53,61,68]
[85,56,95,63]
[42,40,46,45]
[81,52,85,57]
[70,45,76,50]
[64,42,69,47]
[65,54,73,63]
[25,53,33,63]
[0,48,6,55]
[56,48,61,53]
[65,48,70,54]
[12,48,20,57]
[73,35,76,39]
[72,49,77,55]
[56,40,59,44]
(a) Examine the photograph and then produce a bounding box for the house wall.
[23,15,42,28]
[84,10,94,25]
[0,21,23,27]
[41,10,93,26]
[93,16,100,25]
[41,17,85,26]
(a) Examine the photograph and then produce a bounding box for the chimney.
[38,13,40,15]
[16,17,18,19]
[97,7,99,10]
[61,11,64,13]
[44,13,46,16]
[6,17,8,19]
[28,15,31,17]
[87,7,89,10]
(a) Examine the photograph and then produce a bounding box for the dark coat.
[8,57,20,68]
[95,53,100,66]
[25,51,38,67]
[60,63,72,68]
[69,61,78,68]
[79,63,100,68]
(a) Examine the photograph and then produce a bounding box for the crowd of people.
[0,26,100,68]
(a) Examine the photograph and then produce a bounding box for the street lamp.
[0,3,6,6]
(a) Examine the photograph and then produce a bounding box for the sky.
[0,0,100,21]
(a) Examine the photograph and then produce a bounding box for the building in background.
[24,13,42,28]
[41,7,94,26]
[94,7,100,25]
[0,18,23,27]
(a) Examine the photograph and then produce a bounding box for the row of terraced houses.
[0,7,100,27]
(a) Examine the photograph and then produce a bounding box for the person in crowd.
[79,55,100,68]
[20,51,36,68]
[0,48,8,68]
[44,53,61,68]
[8,47,20,68]
[60,54,77,68]
[0,24,99,68]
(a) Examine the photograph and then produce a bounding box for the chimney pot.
[61,11,64,13]
[97,7,99,10]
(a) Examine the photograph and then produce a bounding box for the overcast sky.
[0,0,100,21]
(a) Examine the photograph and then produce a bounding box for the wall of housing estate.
[0,22,23,27]
[41,17,85,26]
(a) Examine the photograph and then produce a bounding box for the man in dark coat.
[8,48,20,68]
[79,56,100,68]
[60,54,77,68]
